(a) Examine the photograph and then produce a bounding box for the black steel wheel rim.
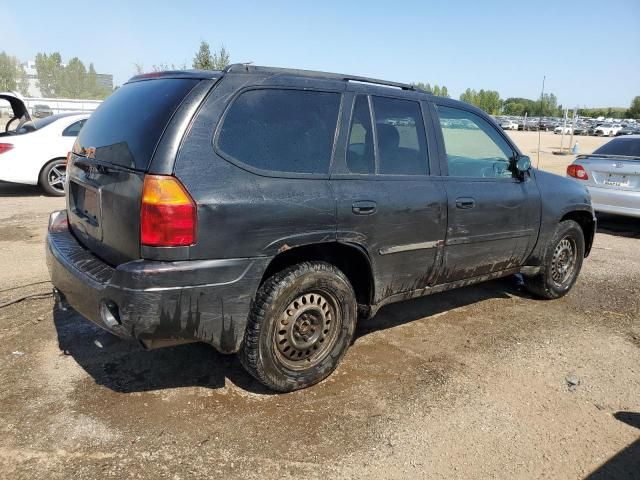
[274,290,342,370]
[550,236,577,286]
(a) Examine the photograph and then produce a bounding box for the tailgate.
[66,77,202,266]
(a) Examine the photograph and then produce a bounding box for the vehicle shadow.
[0,181,43,197]
[596,213,640,239]
[52,275,529,395]
[585,411,640,479]
[52,305,274,395]
[356,274,530,340]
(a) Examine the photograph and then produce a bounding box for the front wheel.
[239,262,357,392]
[39,159,67,196]
[524,220,585,299]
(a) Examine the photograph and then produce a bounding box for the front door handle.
[455,197,475,209]
[352,200,377,215]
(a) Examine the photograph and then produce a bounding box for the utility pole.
[559,108,568,153]
[568,107,577,153]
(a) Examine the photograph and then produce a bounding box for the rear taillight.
[0,143,13,155]
[567,164,589,180]
[141,175,196,247]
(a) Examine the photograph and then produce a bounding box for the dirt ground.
[0,132,638,479]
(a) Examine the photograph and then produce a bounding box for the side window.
[346,95,375,174]
[62,119,86,137]
[437,106,515,178]
[217,89,341,174]
[371,96,428,175]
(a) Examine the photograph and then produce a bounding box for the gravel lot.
[0,132,638,479]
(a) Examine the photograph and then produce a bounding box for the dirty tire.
[239,262,357,392]
[39,159,67,197]
[524,220,585,299]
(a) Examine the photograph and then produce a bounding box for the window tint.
[346,95,375,174]
[218,89,341,174]
[62,119,86,137]
[437,106,514,178]
[76,78,198,170]
[593,137,640,157]
[372,96,428,175]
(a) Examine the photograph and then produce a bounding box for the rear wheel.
[39,159,67,197]
[239,262,357,392]
[524,220,584,299]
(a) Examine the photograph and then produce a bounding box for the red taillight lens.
[567,164,588,180]
[141,175,196,247]
[0,143,14,155]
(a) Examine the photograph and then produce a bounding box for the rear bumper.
[587,186,640,218]
[46,210,270,353]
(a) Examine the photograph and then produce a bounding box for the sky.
[1,0,639,108]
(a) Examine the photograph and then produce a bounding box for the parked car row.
[495,115,639,137]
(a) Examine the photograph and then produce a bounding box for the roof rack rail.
[223,64,417,91]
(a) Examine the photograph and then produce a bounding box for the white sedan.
[554,125,573,135]
[594,124,622,137]
[1,93,88,196]
[500,120,518,130]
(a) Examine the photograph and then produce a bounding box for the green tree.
[193,42,230,70]
[212,45,230,70]
[35,52,64,97]
[0,51,21,91]
[412,82,432,93]
[193,41,214,69]
[538,93,558,117]
[86,63,98,96]
[459,88,501,114]
[152,62,187,72]
[459,88,476,105]
[627,96,640,118]
[61,57,87,98]
[411,82,448,97]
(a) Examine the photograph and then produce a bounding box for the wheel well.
[561,210,595,257]
[260,242,374,306]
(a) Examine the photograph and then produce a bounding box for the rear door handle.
[455,197,475,209]
[352,200,377,215]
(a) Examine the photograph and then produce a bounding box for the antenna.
[536,75,545,169]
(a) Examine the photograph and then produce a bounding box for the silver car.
[567,136,640,218]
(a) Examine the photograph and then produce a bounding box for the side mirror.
[516,155,531,173]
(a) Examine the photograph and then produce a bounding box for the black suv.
[47,65,596,391]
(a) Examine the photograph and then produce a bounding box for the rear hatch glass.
[74,78,198,170]
[68,77,200,265]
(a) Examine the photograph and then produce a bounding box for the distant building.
[96,73,114,91]
[23,61,41,97]
[21,60,113,98]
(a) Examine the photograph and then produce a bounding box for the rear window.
[217,89,341,174]
[75,78,198,170]
[593,137,640,157]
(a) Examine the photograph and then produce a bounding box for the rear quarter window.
[217,89,341,175]
[75,78,198,170]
